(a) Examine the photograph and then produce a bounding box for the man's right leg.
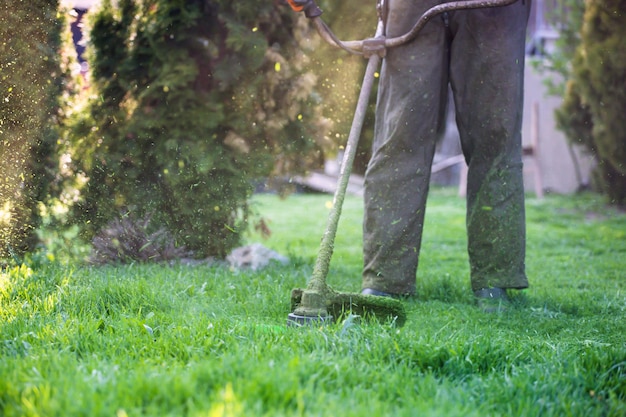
[362,0,449,295]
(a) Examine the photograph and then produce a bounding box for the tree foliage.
[555,0,626,205]
[63,0,332,258]
[0,0,63,260]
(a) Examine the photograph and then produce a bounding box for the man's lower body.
[362,0,531,297]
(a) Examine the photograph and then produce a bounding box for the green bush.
[0,0,63,261]
[63,0,331,258]
[556,0,626,206]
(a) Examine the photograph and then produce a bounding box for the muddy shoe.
[474,287,510,313]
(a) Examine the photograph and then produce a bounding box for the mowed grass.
[1,188,625,416]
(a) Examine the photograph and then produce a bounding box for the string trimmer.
[286,0,518,326]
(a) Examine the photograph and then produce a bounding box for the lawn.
[1,188,625,416]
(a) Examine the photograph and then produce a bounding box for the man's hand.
[286,0,306,12]
[286,0,323,18]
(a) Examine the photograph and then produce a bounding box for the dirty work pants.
[363,0,531,294]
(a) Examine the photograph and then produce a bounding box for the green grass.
[1,188,625,416]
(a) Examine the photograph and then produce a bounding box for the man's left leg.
[449,0,531,293]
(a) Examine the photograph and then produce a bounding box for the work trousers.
[363,0,531,294]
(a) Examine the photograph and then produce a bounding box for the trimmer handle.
[286,0,519,55]
[287,0,323,18]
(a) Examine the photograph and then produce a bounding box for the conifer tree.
[65,0,331,257]
[557,0,626,205]
[0,0,63,260]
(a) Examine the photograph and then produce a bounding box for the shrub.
[63,0,331,258]
[556,0,626,205]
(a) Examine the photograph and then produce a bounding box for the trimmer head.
[288,287,406,327]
